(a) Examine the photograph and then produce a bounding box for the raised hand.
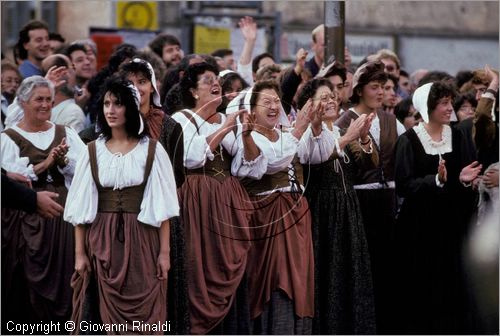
[438,159,447,184]
[482,167,499,188]
[343,114,366,143]
[484,64,499,91]
[296,99,313,130]
[51,137,70,167]
[310,101,324,131]
[240,110,255,136]
[45,65,67,89]
[75,82,91,108]
[238,16,257,42]
[295,48,308,74]
[359,112,375,141]
[459,161,483,184]
[225,109,245,126]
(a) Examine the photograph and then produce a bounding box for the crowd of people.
[1,15,498,335]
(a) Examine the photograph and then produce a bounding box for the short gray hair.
[17,76,55,103]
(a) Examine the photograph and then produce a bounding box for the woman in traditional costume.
[1,76,85,323]
[65,76,179,334]
[172,62,253,334]
[296,78,377,334]
[231,79,327,334]
[393,81,481,334]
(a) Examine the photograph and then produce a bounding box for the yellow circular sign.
[117,1,158,30]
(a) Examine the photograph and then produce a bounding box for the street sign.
[194,25,231,54]
[116,1,158,30]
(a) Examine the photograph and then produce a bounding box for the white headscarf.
[413,82,458,123]
[131,58,161,107]
[127,83,145,134]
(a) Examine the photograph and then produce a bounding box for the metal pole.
[324,1,345,65]
[274,11,282,63]
[34,0,42,20]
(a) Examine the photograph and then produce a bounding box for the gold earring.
[194,95,199,100]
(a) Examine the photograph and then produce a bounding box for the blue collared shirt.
[19,60,43,79]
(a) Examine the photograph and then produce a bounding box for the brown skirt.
[179,175,253,334]
[71,212,166,335]
[2,183,73,322]
[246,192,315,320]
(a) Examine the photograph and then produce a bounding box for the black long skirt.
[303,158,376,335]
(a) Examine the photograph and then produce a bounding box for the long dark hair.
[96,76,148,140]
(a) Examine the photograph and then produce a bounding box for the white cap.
[412,82,433,123]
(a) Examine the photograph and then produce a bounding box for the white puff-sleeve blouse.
[1,122,85,189]
[231,129,300,180]
[63,137,180,227]
[172,109,239,169]
[297,123,344,164]
[232,123,340,179]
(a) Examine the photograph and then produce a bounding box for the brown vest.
[179,110,233,182]
[87,139,156,213]
[3,124,66,188]
[241,154,304,196]
[335,109,398,184]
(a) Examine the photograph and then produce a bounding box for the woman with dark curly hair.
[393,80,481,334]
[65,76,179,333]
[297,78,377,334]
[172,62,253,334]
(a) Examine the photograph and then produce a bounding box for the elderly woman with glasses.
[295,78,378,334]
[230,79,341,334]
[1,76,85,323]
[65,76,179,333]
[172,62,253,334]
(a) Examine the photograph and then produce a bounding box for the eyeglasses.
[314,93,337,103]
[198,75,219,86]
[260,97,280,108]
